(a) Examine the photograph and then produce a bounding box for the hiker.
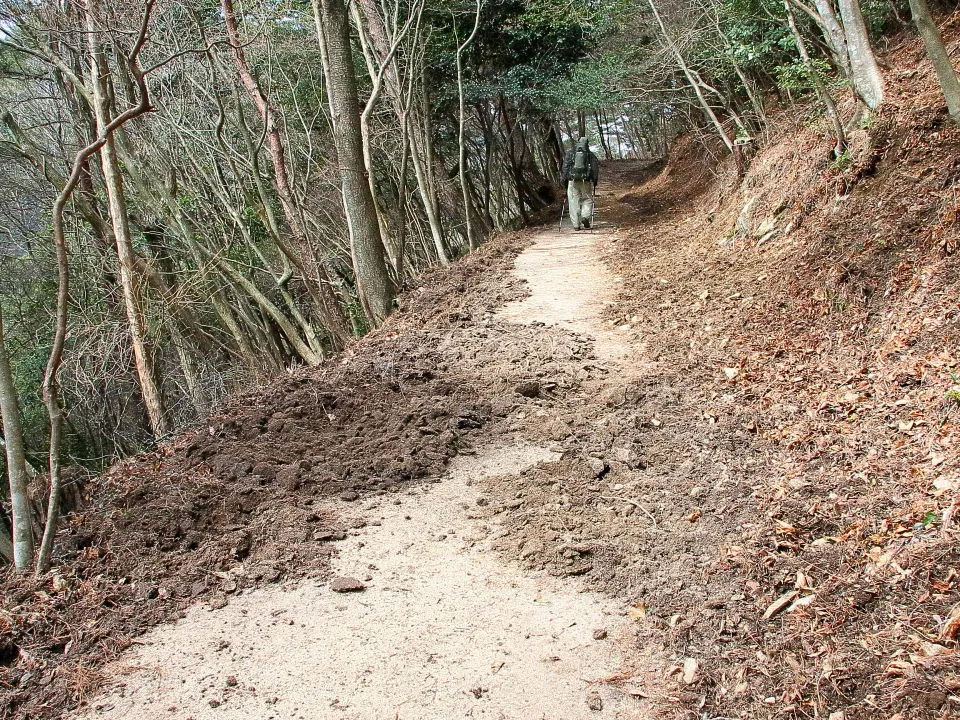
[561,137,600,230]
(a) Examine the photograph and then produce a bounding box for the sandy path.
[497,220,634,363]
[75,222,642,720]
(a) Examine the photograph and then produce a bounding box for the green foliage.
[861,0,908,37]
[425,0,622,113]
[710,0,797,76]
[831,148,852,171]
[551,54,628,111]
[774,57,837,94]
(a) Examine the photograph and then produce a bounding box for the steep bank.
[590,30,960,717]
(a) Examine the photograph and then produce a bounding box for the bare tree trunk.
[36,0,156,575]
[0,310,34,569]
[221,0,352,346]
[594,110,612,158]
[457,0,483,251]
[352,0,449,266]
[88,15,168,439]
[646,0,735,152]
[837,0,884,110]
[811,0,853,77]
[314,0,395,327]
[908,0,960,124]
[786,0,847,156]
[351,0,423,271]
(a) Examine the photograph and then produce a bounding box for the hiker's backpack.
[571,148,590,181]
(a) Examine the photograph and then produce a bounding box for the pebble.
[329,576,366,593]
[586,692,603,711]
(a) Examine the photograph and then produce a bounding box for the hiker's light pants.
[567,180,594,229]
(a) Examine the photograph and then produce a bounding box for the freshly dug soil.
[0,231,533,719]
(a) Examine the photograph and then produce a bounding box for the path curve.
[76,219,641,720]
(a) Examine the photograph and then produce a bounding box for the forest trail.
[497,205,634,363]
[75,194,647,719]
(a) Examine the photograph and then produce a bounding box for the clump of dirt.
[0,231,534,720]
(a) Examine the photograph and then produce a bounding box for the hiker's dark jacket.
[561,149,600,184]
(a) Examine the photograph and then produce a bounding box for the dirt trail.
[75,212,644,719]
[497,194,637,364]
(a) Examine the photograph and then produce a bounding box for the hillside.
[3,22,960,720]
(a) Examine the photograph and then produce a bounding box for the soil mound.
[0,232,531,719]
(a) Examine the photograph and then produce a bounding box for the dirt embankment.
[0,233,536,719]
[593,25,960,719]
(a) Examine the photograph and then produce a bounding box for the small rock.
[520,540,544,559]
[339,490,360,502]
[226,676,238,687]
[330,576,366,593]
[514,381,541,398]
[208,699,221,708]
[689,486,705,499]
[251,462,276,481]
[587,457,607,478]
[682,657,699,685]
[586,692,603,711]
[592,628,608,640]
[277,465,301,491]
[476,496,489,506]
[208,593,229,610]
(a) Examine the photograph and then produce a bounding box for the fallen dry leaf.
[762,590,799,620]
[787,593,816,613]
[939,605,960,642]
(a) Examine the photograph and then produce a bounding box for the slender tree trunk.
[786,0,847,156]
[314,0,395,326]
[594,110,612,158]
[457,0,483,251]
[837,0,884,110]
[351,0,422,271]
[0,311,34,569]
[221,0,352,346]
[647,0,735,152]
[88,20,168,439]
[811,0,853,77]
[908,0,960,124]
[353,0,449,266]
[36,0,154,573]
